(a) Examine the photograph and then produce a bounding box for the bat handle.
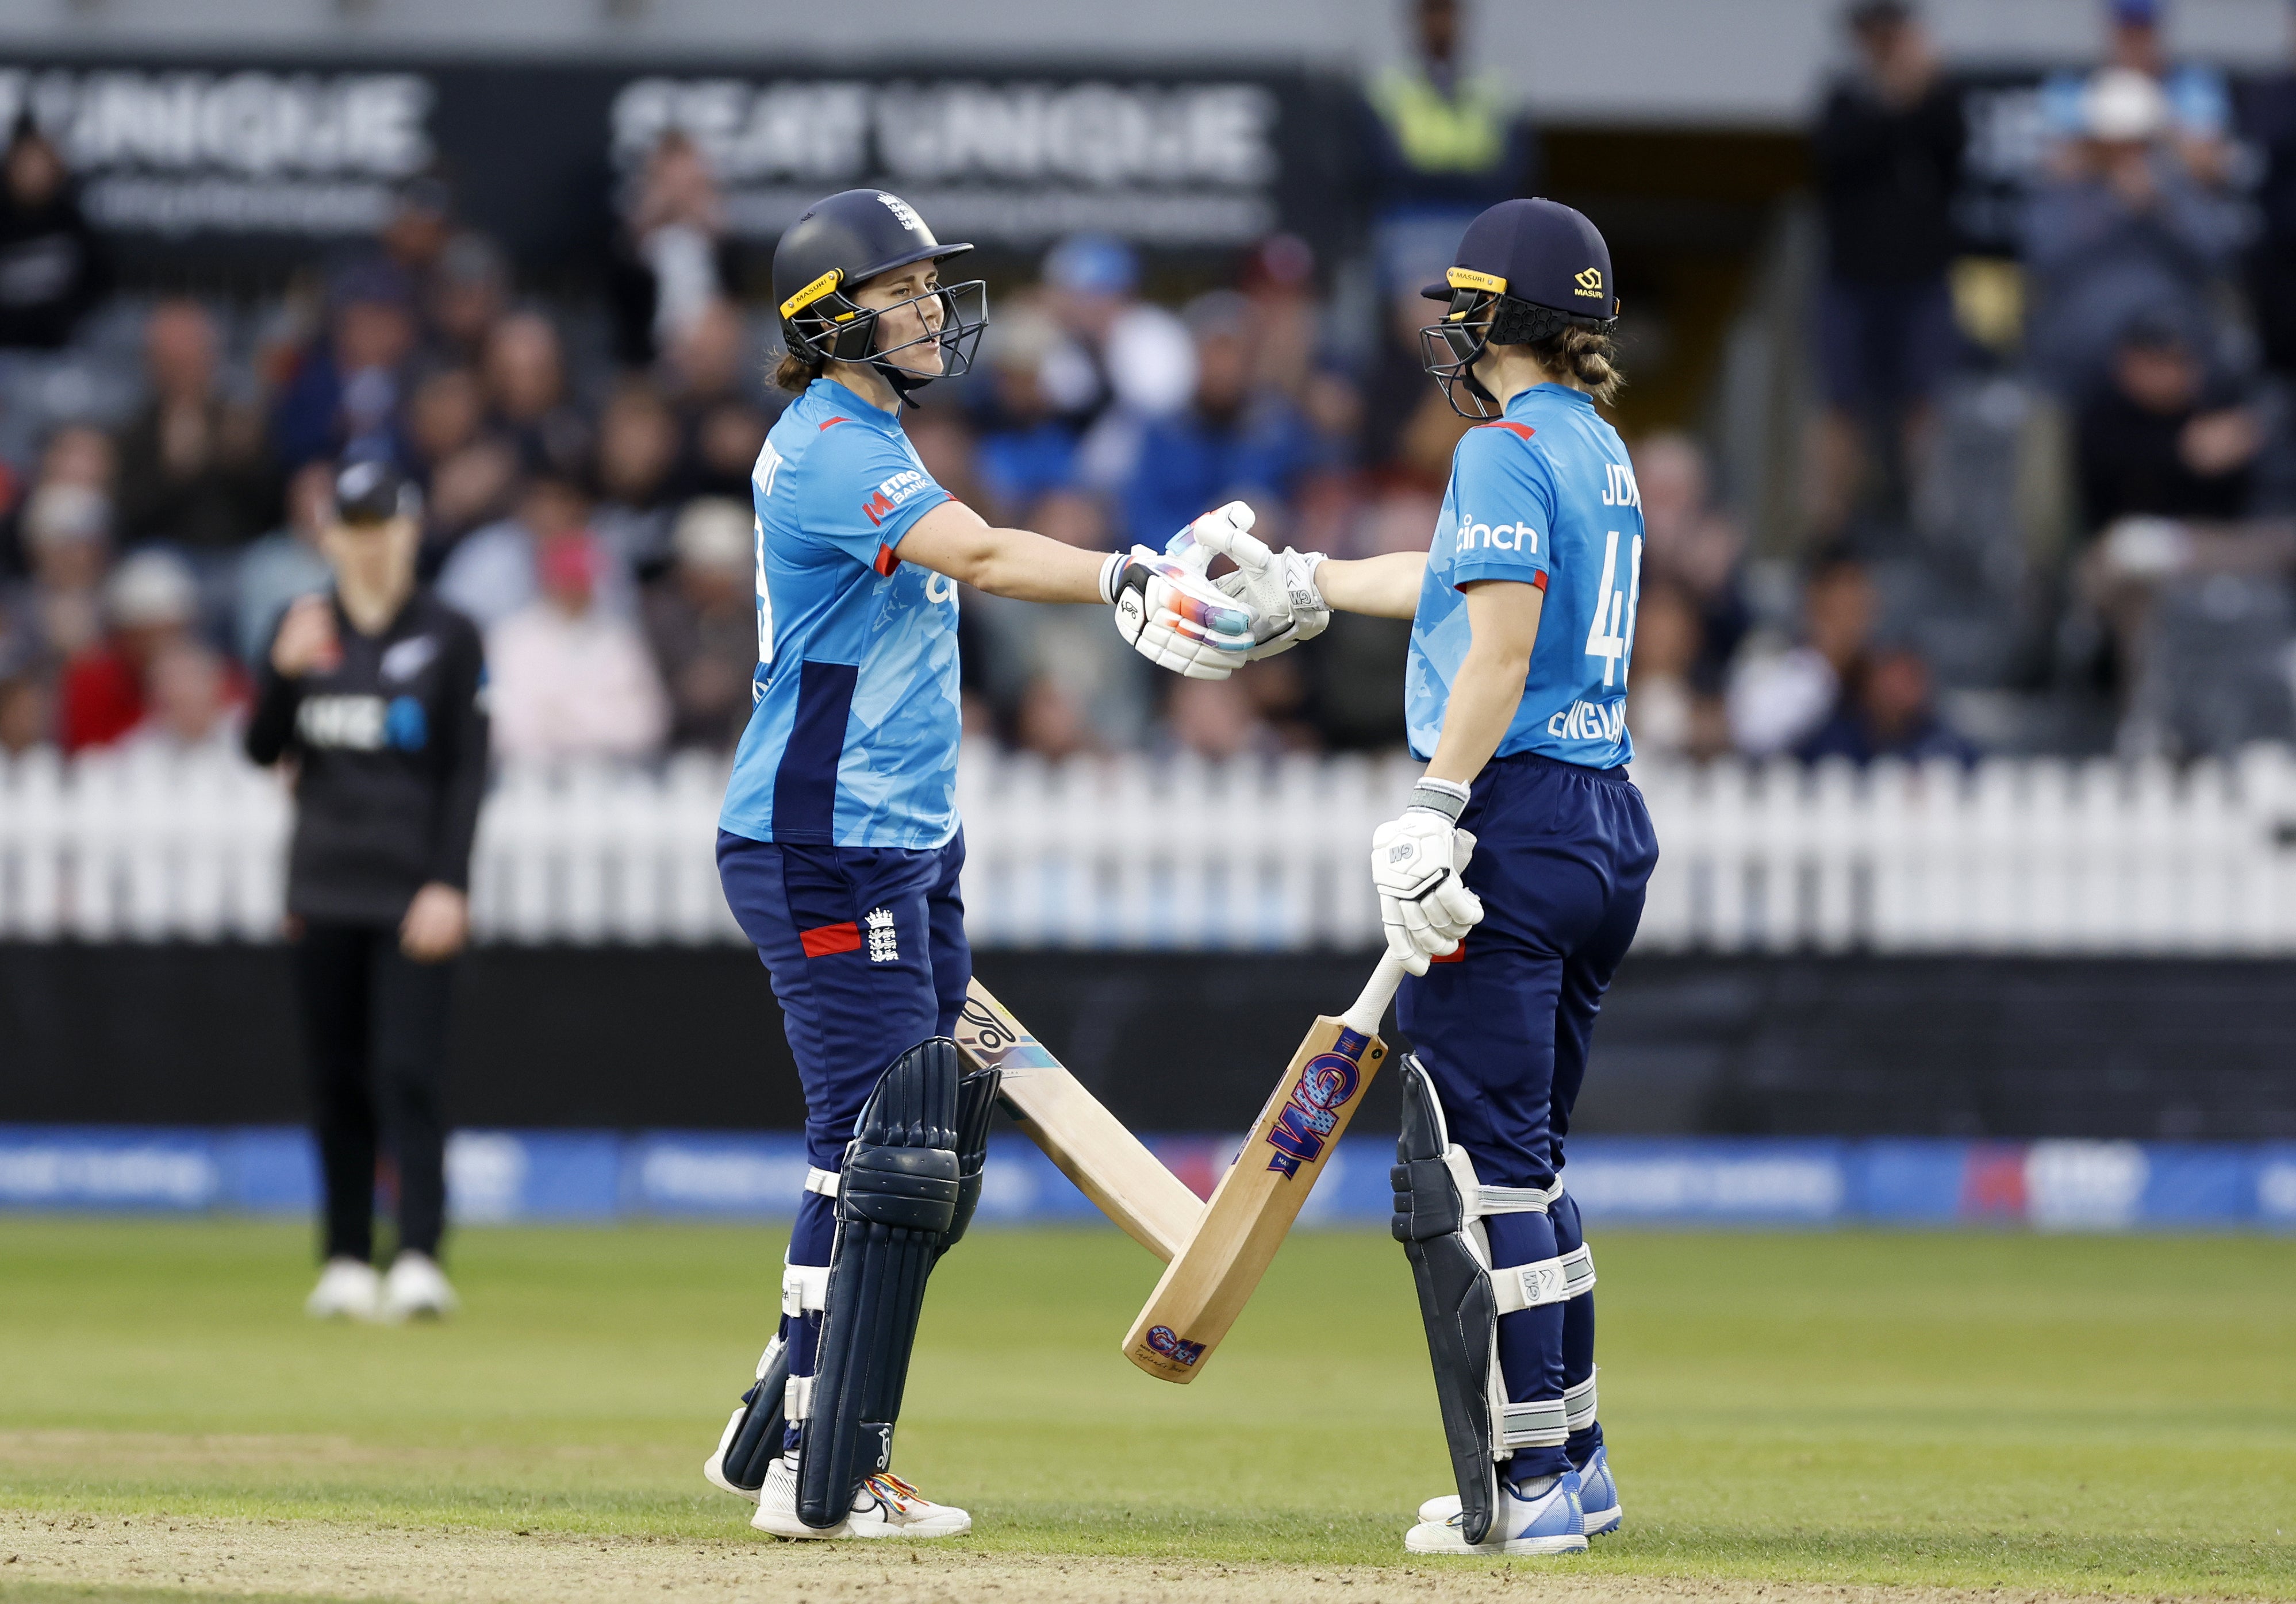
[1339,953,1409,1037]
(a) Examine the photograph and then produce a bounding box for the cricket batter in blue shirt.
[699,189,1273,1541]
[1203,198,1656,1558]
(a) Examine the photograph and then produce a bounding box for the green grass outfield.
[1,1219,2291,1596]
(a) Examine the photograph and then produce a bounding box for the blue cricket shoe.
[1418,1447,1623,1538]
[1404,1468,1588,1556]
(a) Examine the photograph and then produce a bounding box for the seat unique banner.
[0,58,1357,273]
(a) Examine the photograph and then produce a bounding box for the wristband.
[1098,551,1128,606]
[1408,776,1471,824]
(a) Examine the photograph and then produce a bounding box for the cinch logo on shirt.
[1547,697,1627,744]
[1457,516,1539,554]
[861,470,929,527]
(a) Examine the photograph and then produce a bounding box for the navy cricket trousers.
[1395,751,1658,1480]
[717,828,972,1450]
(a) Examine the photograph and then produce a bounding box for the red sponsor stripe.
[800,921,862,958]
[1430,941,1466,964]
[819,416,849,430]
[873,543,899,576]
[1478,421,1535,440]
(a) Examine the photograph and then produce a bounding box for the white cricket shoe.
[751,1454,971,1540]
[704,1405,762,1503]
[378,1251,459,1322]
[1404,1470,1588,1556]
[1419,1446,1623,1536]
[304,1257,381,1320]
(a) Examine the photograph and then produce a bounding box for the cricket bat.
[1121,954,1407,1382]
[952,978,1204,1264]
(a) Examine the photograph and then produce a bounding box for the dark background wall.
[3,945,2290,1140]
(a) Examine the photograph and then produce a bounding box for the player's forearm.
[1315,552,1426,619]
[900,501,1107,603]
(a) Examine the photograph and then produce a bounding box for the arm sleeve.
[424,614,492,890]
[795,425,953,572]
[242,622,301,767]
[1446,425,1559,590]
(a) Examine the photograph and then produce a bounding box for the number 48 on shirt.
[1582,528,1642,690]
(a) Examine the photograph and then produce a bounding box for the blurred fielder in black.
[245,460,489,1322]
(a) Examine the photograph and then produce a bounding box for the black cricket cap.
[1420,197,1619,322]
[332,459,421,526]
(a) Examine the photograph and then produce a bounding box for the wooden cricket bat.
[952,978,1204,1263]
[1121,955,1407,1382]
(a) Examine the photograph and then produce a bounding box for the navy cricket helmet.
[773,189,986,402]
[332,457,421,526]
[1419,197,1620,419]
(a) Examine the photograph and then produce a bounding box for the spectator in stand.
[661,298,771,501]
[10,482,110,670]
[58,549,199,753]
[2243,22,2296,382]
[271,261,420,472]
[1360,0,1538,299]
[405,367,487,484]
[1796,641,1978,766]
[642,498,758,752]
[608,130,738,369]
[113,299,278,554]
[2024,67,2249,397]
[593,382,684,579]
[421,437,521,566]
[1727,555,1878,756]
[1634,431,1749,691]
[122,637,246,761]
[234,463,337,665]
[2040,0,2234,186]
[0,658,46,754]
[1165,674,1274,760]
[486,529,667,762]
[970,305,1080,525]
[380,177,455,294]
[1038,233,1195,425]
[0,114,106,352]
[1808,0,1966,540]
[1109,290,1316,547]
[482,310,592,482]
[438,474,627,634]
[1622,581,1719,762]
[2075,313,2262,534]
[424,233,511,371]
[1,421,113,583]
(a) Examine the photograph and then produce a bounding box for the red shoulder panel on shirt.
[1477,421,1535,440]
[873,543,899,576]
[819,416,850,430]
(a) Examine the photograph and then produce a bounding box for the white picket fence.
[3,744,2296,953]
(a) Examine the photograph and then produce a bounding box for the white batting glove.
[1099,516,1263,680]
[1190,499,1331,662]
[1371,778,1483,975]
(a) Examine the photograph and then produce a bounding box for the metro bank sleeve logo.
[861,469,930,527]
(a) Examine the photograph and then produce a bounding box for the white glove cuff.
[1409,776,1472,824]
[1098,551,1127,606]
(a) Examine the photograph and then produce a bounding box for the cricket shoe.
[378,1251,459,1321]
[751,1455,971,1540]
[1419,1447,1623,1537]
[304,1257,381,1320]
[1404,1470,1587,1556]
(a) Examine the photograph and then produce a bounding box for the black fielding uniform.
[246,590,489,1264]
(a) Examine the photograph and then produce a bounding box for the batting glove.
[1371,778,1483,975]
[1099,514,1262,680]
[1188,500,1331,663]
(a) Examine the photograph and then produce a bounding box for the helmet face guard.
[1418,265,1618,421]
[781,270,988,398]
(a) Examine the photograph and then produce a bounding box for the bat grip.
[1339,953,1408,1037]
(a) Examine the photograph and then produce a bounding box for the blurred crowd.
[5,0,2296,772]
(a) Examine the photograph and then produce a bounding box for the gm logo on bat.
[1145,1325,1207,1367]
[1262,1028,1376,1179]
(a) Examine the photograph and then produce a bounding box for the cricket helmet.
[1419,197,1619,419]
[773,189,987,401]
